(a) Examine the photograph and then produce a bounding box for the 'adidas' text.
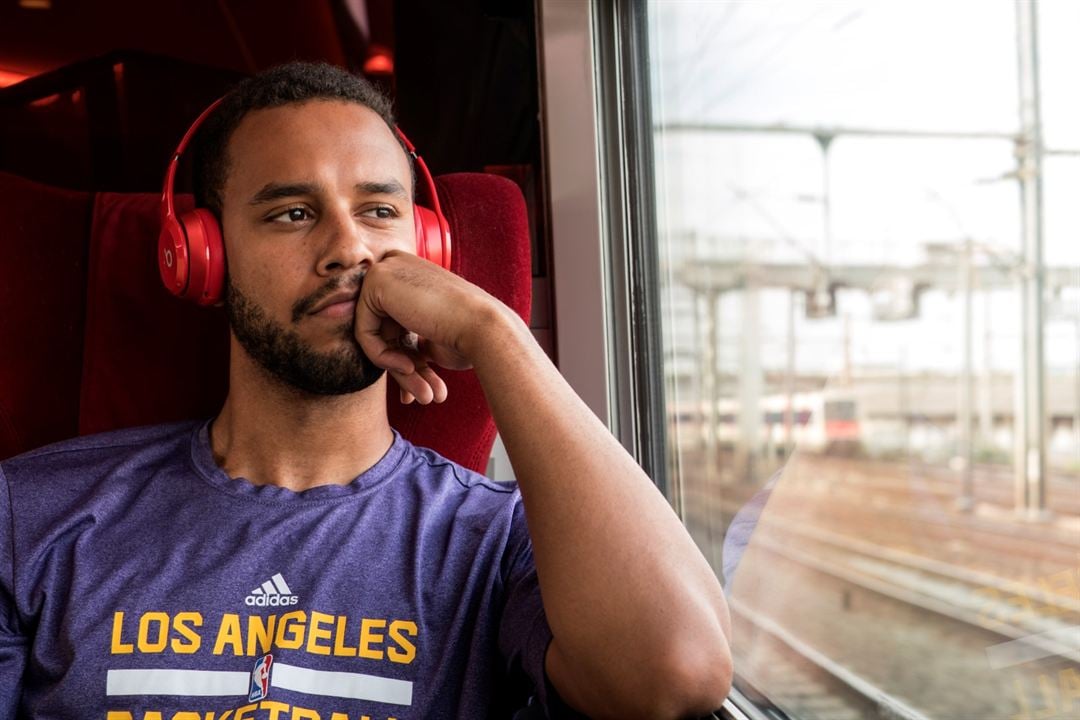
[245,573,300,607]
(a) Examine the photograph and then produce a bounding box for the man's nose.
[316,206,374,275]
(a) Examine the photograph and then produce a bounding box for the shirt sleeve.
[0,466,27,719]
[497,497,593,719]
[497,496,554,701]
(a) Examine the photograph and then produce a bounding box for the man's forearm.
[468,304,732,718]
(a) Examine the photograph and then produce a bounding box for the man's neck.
[210,348,395,492]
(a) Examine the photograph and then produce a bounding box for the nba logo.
[249,653,273,701]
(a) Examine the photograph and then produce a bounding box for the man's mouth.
[311,295,359,319]
[293,273,364,322]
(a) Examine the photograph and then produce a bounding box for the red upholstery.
[0,172,531,474]
[78,192,230,436]
[0,173,92,458]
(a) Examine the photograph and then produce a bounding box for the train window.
[633,1,1080,718]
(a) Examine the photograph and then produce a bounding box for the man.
[0,63,731,719]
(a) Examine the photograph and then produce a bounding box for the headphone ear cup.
[415,205,450,271]
[159,216,191,298]
[177,208,226,306]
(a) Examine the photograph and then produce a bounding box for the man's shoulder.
[0,420,202,486]
[404,440,518,495]
[398,439,524,519]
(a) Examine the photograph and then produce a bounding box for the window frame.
[536,0,670,491]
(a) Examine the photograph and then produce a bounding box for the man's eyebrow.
[249,182,321,205]
[356,180,409,199]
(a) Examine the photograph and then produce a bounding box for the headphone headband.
[161,98,225,224]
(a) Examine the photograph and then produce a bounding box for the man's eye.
[269,207,312,223]
[366,206,397,220]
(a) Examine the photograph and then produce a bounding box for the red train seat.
[0,171,531,473]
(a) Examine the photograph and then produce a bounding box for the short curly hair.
[191,62,410,217]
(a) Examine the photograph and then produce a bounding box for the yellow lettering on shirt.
[232,704,258,720]
[387,620,417,664]
[358,619,386,660]
[213,614,244,656]
[171,612,202,654]
[290,707,320,720]
[247,615,277,656]
[110,612,134,654]
[306,611,334,656]
[138,612,169,653]
[332,615,357,657]
[106,713,133,720]
[275,610,306,649]
[260,701,290,720]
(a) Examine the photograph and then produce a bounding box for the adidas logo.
[245,573,300,607]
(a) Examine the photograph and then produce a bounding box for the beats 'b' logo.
[163,248,174,269]
[249,653,273,701]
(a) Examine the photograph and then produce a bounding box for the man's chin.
[226,282,383,396]
[270,362,386,397]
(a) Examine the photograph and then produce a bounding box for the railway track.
[677,451,1080,585]
[752,485,1079,576]
[675,446,1079,518]
[752,520,1080,667]
[717,515,1080,716]
[804,454,1080,520]
[679,452,1080,717]
[728,598,934,720]
[719,518,1080,720]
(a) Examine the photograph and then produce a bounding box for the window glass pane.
[646,2,1080,719]
[1039,0,1080,148]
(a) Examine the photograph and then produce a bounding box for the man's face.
[218,100,415,395]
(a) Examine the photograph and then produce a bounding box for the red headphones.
[159,99,452,306]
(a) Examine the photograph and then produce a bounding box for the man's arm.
[357,252,733,719]
[0,468,28,719]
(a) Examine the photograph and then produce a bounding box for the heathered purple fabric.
[0,420,552,719]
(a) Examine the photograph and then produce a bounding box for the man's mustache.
[290,272,365,323]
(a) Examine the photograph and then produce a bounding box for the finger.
[399,386,415,405]
[407,357,447,404]
[417,364,448,403]
[379,316,409,348]
[371,346,416,376]
[355,326,405,370]
[355,304,415,375]
[390,368,435,405]
[390,353,446,405]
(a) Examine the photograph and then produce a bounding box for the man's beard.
[225,275,385,396]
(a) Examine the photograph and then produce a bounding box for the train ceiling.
[0,0,395,84]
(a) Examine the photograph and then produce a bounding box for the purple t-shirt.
[0,420,553,719]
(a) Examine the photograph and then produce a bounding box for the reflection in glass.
[647,2,1080,719]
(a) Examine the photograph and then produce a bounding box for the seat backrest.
[0,171,531,473]
[0,174,92,457]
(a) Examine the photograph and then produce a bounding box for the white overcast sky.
[648,0,1080,374]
